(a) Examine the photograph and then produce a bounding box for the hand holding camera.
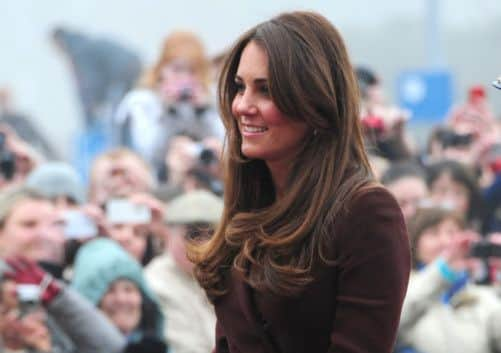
[4,256,61,306]
[441,230,480,272]
[1,308,52,352]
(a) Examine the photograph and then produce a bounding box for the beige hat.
[165,190,223,225]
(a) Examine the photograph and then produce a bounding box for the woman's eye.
[259,85,270,96]
[235,82,245,93]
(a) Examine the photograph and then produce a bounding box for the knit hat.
[165,190,223,225]
[71,238,164,336]
[26,162,85,204]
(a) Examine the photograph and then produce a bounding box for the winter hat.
[26,162,85,204]
[165,190,223,225]
[70,238,164,337]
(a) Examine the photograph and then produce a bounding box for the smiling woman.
[190,11,411,353]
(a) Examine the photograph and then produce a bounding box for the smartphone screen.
[63,210,98,239]
[106,199,152,224]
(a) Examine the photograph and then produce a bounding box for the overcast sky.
[1,0,500,157]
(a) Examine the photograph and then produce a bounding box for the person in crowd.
[0,187,65,275]
[1,256,126,353]
[26,162,86,210]
[88,148,156,206]
[382,161,429,222]
[356,66,414,161]
[425,125,477,166]
[0,88,58,159]
[145,190,221,353]
[396,207,501,353]
[447,85,496,137]
[114,30,224,173]
[154,134,223,199]
[71,238,166,351]
[426,159,485,230]
[89,148,169,264]
[105,198,157,266]
[190,11,410,353]
[51,26,142,129]
[0,125,44,191]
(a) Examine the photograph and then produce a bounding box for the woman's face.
[430,172,470,216]
[107,223,148,263]
[91,156,151,205]
[0,199,64,262]
[416,218,461,265]
[99,279,142,336]
[231,41,309,163]
[386,176,428,221]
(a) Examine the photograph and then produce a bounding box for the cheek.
[261,102,289,126]
[99,294,113,312]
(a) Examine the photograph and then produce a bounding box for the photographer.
[1,257,125,353]
[157,134,222,198]
[0,186,126,353]
[114,31,224,175]
[396,207,501,353]
[0,126,43,191]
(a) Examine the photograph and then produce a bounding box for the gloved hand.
[5,256,61,305]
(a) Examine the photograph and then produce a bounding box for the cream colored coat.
[397,259,501,353]
[145,253,216,353]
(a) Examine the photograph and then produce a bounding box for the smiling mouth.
[241,124,268,133]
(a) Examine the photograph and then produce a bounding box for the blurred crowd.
[0,24,500,353]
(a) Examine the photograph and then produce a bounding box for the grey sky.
[1,0,500,157]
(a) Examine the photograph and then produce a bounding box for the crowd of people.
[0,13,500,353]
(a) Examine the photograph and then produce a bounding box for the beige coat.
[145,253,216,353]
[397,259,501,353]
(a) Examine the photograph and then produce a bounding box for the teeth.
[243,125,267,133]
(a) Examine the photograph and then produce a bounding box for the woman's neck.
[266,159,293,200]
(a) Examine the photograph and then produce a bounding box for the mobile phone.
[16,284,40,317]
[470,241,501,258]
[63,210,98,239]
[106,199,152,224]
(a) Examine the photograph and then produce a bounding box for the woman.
[0,187,125,353]
[0,187,65,271]
[71,238,165,349]
[381,161,429,222]
[426,160,484,230]
[396,207,501,353]
[190,11,410,353]
[114,31,224,174]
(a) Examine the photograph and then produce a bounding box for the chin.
[241,147,264,160]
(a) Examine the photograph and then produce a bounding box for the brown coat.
[213,187,411,353]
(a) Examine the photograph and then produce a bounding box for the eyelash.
[235,82,245,93]
[234,82,270,96]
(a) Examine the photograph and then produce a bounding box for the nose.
[233,90,258,117]
[114,225,134,246]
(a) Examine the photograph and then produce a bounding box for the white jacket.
[397,259,501,353]
[145,253,216,353]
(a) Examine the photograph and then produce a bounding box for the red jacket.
[213,187,411,353]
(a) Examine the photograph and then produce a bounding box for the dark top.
[213,187,411,353]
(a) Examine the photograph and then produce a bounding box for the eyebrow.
[235,75,268,84]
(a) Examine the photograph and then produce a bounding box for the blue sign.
[397,70,453,121]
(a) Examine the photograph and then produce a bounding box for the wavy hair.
[190,11,373,300]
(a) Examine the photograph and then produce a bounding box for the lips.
[241,124,268,134]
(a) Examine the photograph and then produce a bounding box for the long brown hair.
[191,11,373,300]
